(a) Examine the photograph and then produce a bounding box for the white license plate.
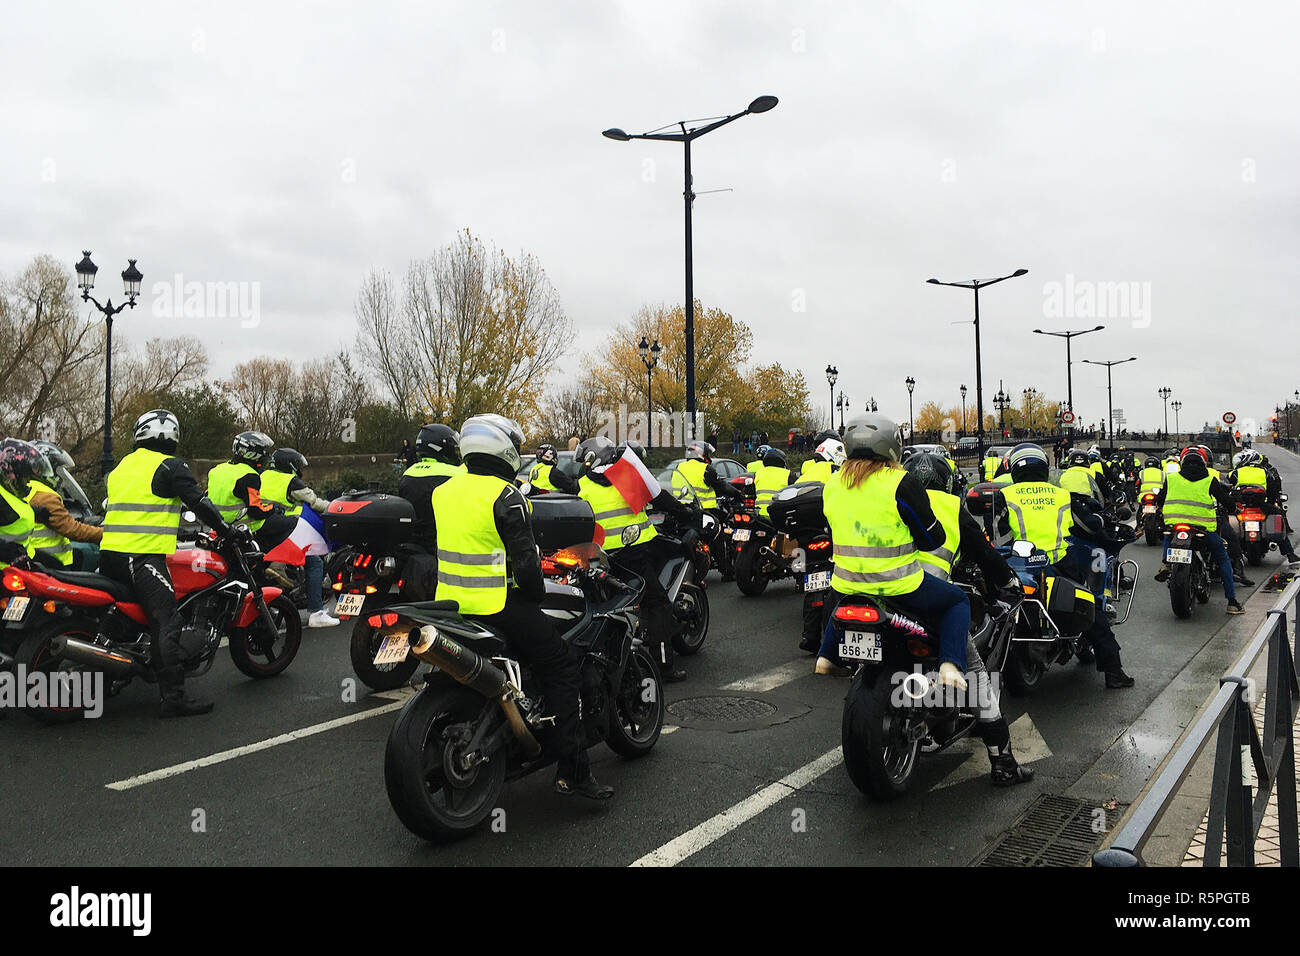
[372,632,410,666]
[804,570,831,591]
[1168,548,1193,564]
[1246,521,1260,531]
[2,595,30,622]
[335,593,366,618]
[732,528,751,542]
[838,630,882,662]
[1142,505,1157,514]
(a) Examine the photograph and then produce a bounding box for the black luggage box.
[324,492,416,548]
[530,494,598,551]
[769,481,827,536]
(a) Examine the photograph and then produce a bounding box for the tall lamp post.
[1171,400,1183,441]
[1158,386,1172,438]
[866,396,878,413]
[959,384,968,437]
[836,393,849,433]
[75,252,142,478]
[1083,357,1137,452]
[1032,325,1103,443]
[603,95,778,441]
[825,365,838,430]
[1022,387,1038,435]
[637,336,662,450]
[994,381,1011,439]
[905,376,916,440]
[927,268,1029,467]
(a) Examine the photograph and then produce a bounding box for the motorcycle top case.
[529,494,598,551]
[324,492,416,547]
[768,481,827,536]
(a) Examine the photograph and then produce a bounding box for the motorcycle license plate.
[838,631,882,662]
[2,596,30,622]
[335,593,366,618]
[1168,548,1193,564]
[1142,505,1157,515]
[372,632,410,666]
[1246,521,1261,532]
[732,528,751,542]
[804,570,831,591]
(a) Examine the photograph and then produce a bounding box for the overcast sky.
[4,1,1297,437]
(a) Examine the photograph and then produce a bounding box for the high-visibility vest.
[671,459,716,509]
[1234,465,1268,488]
[1059,466,1099,499]
[1163,458,1179,475]
[24,479,72,565]
[746,461,760,474]
[259,469,301,518]
[430,473,513,615]
[823,467,924,597]
[1164,472,1216,529]
[0,483,36,565]
[527,461,557,492]
[801,460,835,485]
[101,448,184,555]
[916,489,962,581]
[1001,481,1074,563]
[991,473,1014,487]
[1089,460,1106,479]
[578,476,656,551]
[753,465,792,516]
[207,460,266,531]
[1138,467,1166,495]
[983,456,1001,481]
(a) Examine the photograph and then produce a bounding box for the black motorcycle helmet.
[904,452,954,494]
[1144,455,1160,469]
[415,423,461,465]
[536,443,559,465]
[761,446,787,467]
[576,436,618,470]
[232,430,275,469]
[1008,443,1050,483]
[272,448,308,476]
[0,438,54,498]
[1066,449,1091,469]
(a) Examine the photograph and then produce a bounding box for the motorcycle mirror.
[102,498,109,511]
[518,481,533,495]
[182,510,196,523]
[1012,539,1036,558]
[1282,494,1289,503]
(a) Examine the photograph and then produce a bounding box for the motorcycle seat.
[40,567,136,602]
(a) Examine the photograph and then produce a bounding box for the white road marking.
[630,746,844,867]
[721,659,808,693]
[661,725,679,735]
[932,713,1052,790]
[105,696,409,791]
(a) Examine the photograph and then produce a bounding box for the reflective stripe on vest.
[822,467,923,597]
[430,473,512,615]
[983,457,1001,481]
[916,489,961,581]
[207,461,264,531]
[259,469,301,517]
[578,476,657,551]
[102,448,184,554]
[24,479,72,565]
[754,465,792,516]
[1164,471,1216,529]
[670,459,716,509]
[1001,481,1074,562]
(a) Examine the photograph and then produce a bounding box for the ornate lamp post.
[637,336,662,450]
[76,251,142,477]
[905,376,916,439]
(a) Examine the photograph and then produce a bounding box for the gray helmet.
[232,430,274,466]
[576,435,617,469]
[685,440,715,462]
[842,414,903,463]
[621,440,646,462]
[459,416,522,478]
[1008,443,1050,483]
[470,414,524,454]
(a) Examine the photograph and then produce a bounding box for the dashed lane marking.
[720,659,809,693]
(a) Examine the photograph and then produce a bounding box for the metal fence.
[1093,576,1300,867]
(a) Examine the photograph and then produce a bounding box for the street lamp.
[959,384,967,437]
[866,396,878,413]
[1083,357,1137,452]
[836,393,850,433]
[1032,325,1103,442]
[1022,387,1038,435]
[76,251,142,478]
[603,95,778,441]
[1158,386,1172,438]
[927,268,1029,467]
[993,381,1011,439]
[637,336,662,450]
[825,365,838,430]
[1171,400,1183,440]
[905,376,916,440]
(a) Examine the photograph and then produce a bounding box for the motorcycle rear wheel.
[842,668,919,800]
[733,544,770,596]
[16,618,101,724]
[351,617,421,690]
[671,582,710,656]
[1144,521,1161,547]
[1169,564,1193,619]
[607,644,664,757]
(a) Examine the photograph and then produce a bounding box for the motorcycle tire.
[350,616,421,691]
[671,582,710,656]
[606,644,664,757]
[734,544,770,596]
[1144,522,1161,547]
[16,618,101,724]
[1002,642,1048,697]
[228,594,303,679]
[1169,564,1193,619]
[384,680,506,843]
[841,667,919,800]
[1246,541,1264,567]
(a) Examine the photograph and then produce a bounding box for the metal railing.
[1093,576,1300,867]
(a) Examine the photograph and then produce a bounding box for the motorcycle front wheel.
[607,644,664,757]
[1003,642,1049,696]
[841,667,919,800]
[671,582,710,656]
[228,594,302,678]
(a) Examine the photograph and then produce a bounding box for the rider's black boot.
[158,666,214,718]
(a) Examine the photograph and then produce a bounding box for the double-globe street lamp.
[75,251,143,478]
[993,382,1011,439]
[1158,386,1173,438]
[603,95,779,443]
[825,365,838,431]
[959,384,967,437]
[836,392,850,433]
[905,376,916,440]
[1022,386,1038,435]
[637,336,662,451]
[1083,357,1138,452]
[1171,400,1183,441]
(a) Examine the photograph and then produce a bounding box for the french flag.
[595,449,661,514]
[264,508,331,565]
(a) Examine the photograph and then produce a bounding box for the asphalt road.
[4,447,1297,867]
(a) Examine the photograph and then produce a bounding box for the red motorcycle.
[1234,484,1287,567]
[0,531,301,722]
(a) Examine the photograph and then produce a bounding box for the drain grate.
[668,696,778,722]
[974,794,1125,867]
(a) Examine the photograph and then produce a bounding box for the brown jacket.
[29,489,103,544]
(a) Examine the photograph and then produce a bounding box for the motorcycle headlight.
[377,556,397,575]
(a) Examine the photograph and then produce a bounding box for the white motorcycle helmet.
[815,437,847,466]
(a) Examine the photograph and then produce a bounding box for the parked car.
[903,443,952,460]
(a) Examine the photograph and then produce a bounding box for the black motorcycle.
[380,541,664,842]
[1165,522,1213,618]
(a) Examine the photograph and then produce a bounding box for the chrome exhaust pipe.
[48,635,139,676]
[408,625,542,758]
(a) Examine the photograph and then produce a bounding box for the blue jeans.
[1163,530,1234,602]
[819,574,970,669]
[305,554,325,612]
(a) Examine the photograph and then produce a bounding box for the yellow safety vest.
[823,467,924,597]
[1138,467,1165,495]
[1059,466,1099,499]
[916,489,962,581]
[1234,465,1268,488]
[0,483,36,565]
[259,469,301,518]
[24,479,73,565]
[1089,460,1106,479]
[1001,481,1074,562]
[1164,472,1216,529]
[746,461,760,474]
[800,460,835,485]
[430,473,513,615]
[527,461,558,492]
[578,476,657,551]
[983,456,1001,481]
[207,460,266,532]
[671,459,717,509]
[102,448,184,555]
[753,465,792,516]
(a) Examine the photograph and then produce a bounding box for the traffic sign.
[1060,410,1076,425]
[1223,411,1237,425]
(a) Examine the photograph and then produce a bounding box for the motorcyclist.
[1138,455,1166,498]
[398,424,466,545]
[669,440,736,510]
[25,441,102,570]
[574,436,697,682]
[99,410,235,717]
[1151,448,1244,614]
[1001,443,1135,688]
[527,443,561,491]
[981,448,1002,482]
[904,452,1033,787]
[1059,449,1104,501]
[753,446,795,517]
[1229,451,1300,567]
[747,444,772,474]
[816,414,970,691]
[206,431,296,553]
[1087,446,1116,503]
[801,438,845,485]
[0,440,41,566]
[801,431,842,479]
[429,415,613,800]
[261,448,337,628]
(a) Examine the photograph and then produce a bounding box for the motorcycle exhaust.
[49,636,140,676]
[407,625,542,758]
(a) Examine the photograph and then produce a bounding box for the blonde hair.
[838,458,900,489]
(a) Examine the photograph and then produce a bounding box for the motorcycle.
[731,480,828,597]
[1137,489,1163,546]
[0,529,301,722]
[379,540,664,842]
[1234,486,1288,567]
[1164,522,1213,618]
